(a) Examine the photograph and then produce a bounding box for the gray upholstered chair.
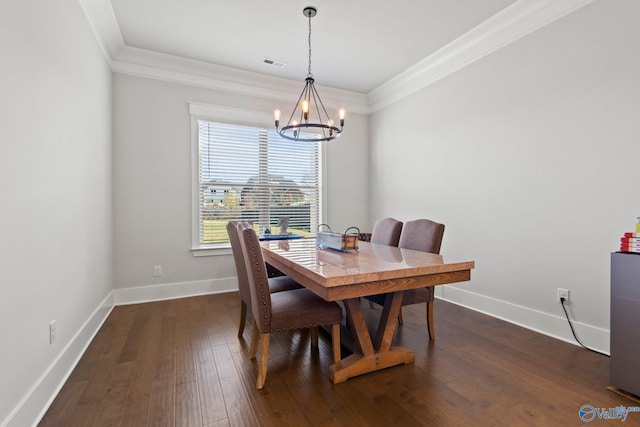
[238,224,343,389]
[365,218,402,313]
[367,218,445,340]
[226,221,301,339]
[370,217,403,246]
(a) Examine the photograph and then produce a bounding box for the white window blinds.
[198,120,321,245]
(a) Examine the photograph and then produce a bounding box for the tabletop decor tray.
[316,224,360,252]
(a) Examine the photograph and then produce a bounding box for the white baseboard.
[3,292,114,427]
[437,285,610,355]
[113,277,238,305]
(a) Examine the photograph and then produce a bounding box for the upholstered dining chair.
[367,218,445,340]
[238,224,343,389]
[370,217,403,246]
[365,217,403,312]
[226,221,301,340]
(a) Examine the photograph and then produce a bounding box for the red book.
[624,232,640,238]
[620,246,640,253]
[621,240,640,245]
[621,244,640,250]
[621,238,640,243]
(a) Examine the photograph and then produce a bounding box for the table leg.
[329,292,414,384]
[374,291,403,352]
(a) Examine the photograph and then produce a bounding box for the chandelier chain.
[307,13,312,77]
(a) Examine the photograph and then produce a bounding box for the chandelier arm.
[310,82,334,136]
[285,81,308,127]
[309,85,328,139]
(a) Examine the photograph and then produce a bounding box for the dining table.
[260,237,475,384]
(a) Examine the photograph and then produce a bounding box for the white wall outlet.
[557,288,570,303]
[49,320,56,345]
[153,265,163,277]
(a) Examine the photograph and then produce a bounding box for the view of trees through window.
[198,121,321,244]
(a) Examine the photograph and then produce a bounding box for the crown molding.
[76,0,124,62]
[111,46,370,114]
[79,0,596,114]
[368,0,597,112]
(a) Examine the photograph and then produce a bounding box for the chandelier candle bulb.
[274,109,281,128]
[339,109,345,127]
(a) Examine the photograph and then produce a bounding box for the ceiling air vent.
[262,58,286,68]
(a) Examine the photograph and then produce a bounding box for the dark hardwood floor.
[39,292,636,426]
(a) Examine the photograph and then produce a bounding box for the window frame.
[189,102,326,256]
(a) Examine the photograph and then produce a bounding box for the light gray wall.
[112,74,369,291]
[369,0,640,351]
[0,0,113,425]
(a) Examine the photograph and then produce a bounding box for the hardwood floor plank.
[118,303,164,426]
[193,330,227,424]
[37,380,88,427]
[148,357,176,426]
[91,361,135,426]
[148,314,177,426]
[176,380,203,427]
[210,344,258,426]
[230,347,310,427]
[117,306,153,364]
[65,311,134,425]
[176,328,197,385]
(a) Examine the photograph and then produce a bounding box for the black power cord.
[560,297,609,357]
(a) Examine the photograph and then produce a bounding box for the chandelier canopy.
[274,7,345,142]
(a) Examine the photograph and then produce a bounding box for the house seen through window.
[198,120,321,245]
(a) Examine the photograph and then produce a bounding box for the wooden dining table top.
[260,238,475,301]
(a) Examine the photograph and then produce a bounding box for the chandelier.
[274,7,345,142]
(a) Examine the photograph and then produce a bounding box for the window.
[194,119,322,249]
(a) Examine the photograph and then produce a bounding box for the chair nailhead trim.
[246,235,270,331]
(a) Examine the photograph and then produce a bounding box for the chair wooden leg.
[398,307,404,325]
[238,301,247,337]
[426,300,435,341]
[250,319,259,359]
[310,326,319,348]
[331,323,341,363]
[256,333,270,389]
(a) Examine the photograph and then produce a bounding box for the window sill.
[191,245,233,257]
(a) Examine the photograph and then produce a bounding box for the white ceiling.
[109,0,516,94]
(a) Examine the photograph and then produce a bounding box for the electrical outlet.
[153,265,163,277]
[557,288,570,303]
[49,320,56,345]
